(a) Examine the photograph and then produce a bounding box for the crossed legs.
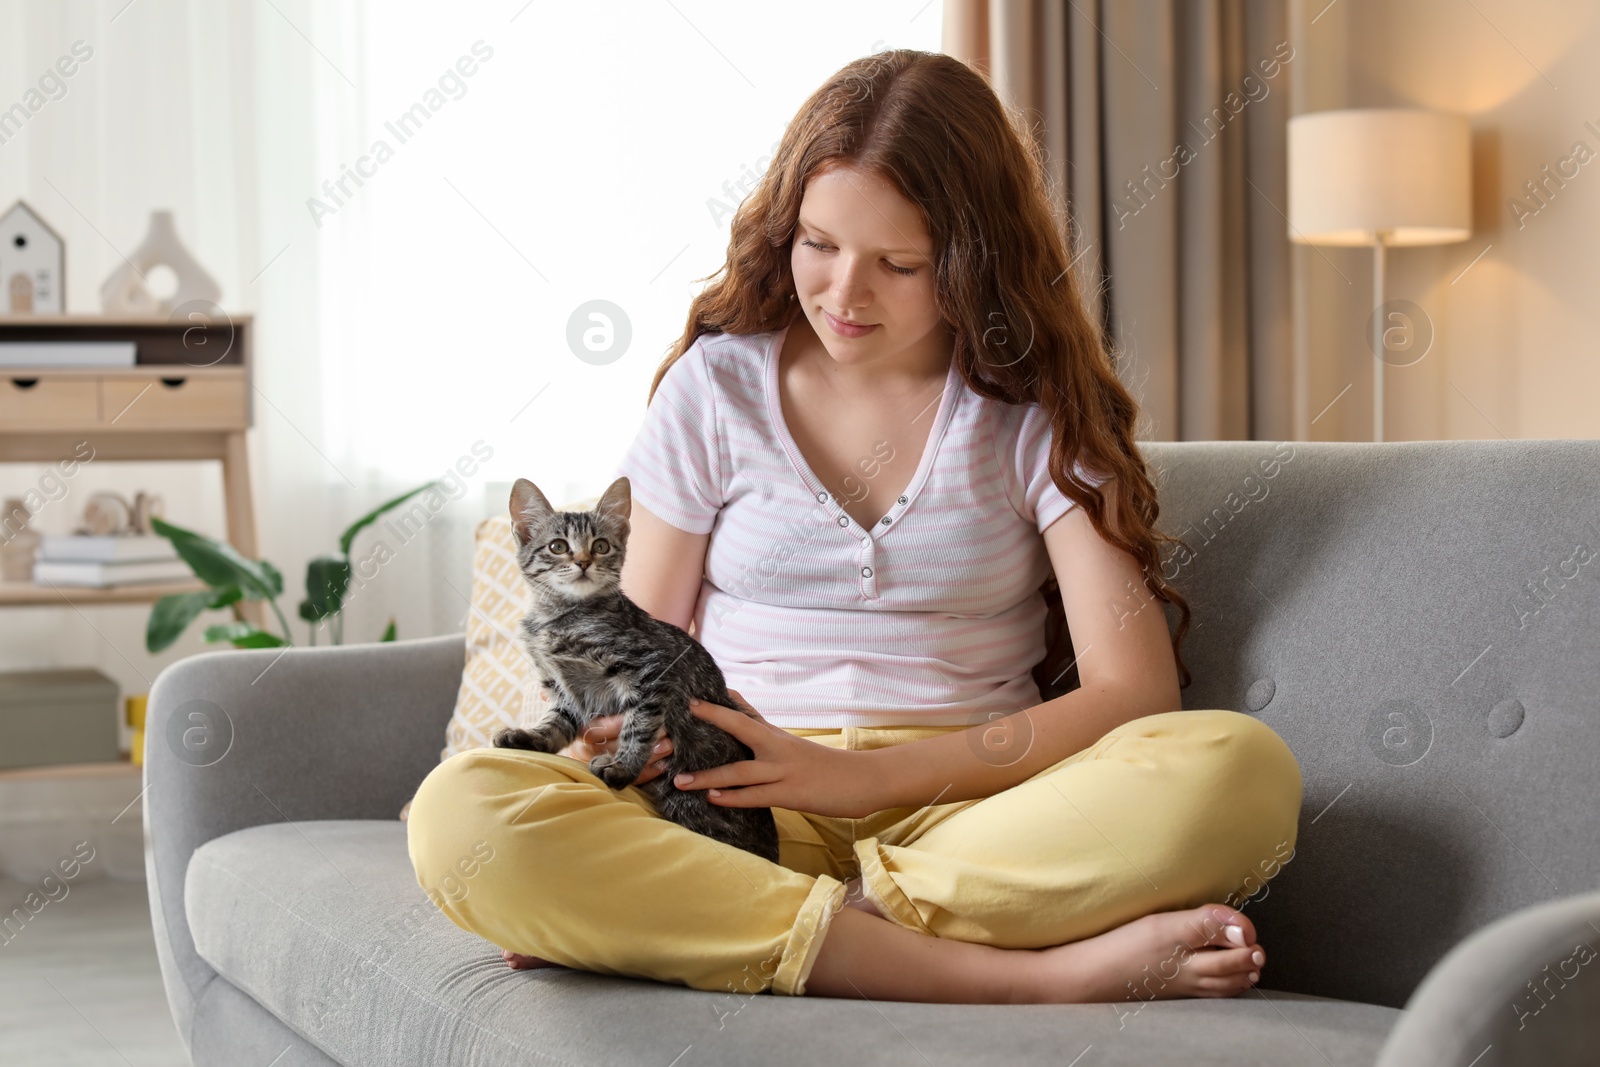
[411,709,1302,1003]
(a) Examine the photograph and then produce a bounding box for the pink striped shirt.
[614,324,1104,728]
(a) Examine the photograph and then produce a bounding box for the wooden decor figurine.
[80,492,132,536]
[76,490,164,536]
[99,210,221,315]
[0,497,40,582]
[0,200,66,314]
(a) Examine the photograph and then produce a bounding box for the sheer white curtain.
[0,1,943,685]
[303,0,946,640]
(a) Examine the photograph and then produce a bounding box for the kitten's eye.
[591,538,610,555]
[546,539,569,554]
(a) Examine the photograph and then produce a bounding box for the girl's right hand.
[558,714,674,785]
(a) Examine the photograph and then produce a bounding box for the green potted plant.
[145,482,437,653]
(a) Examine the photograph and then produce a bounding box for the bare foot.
[501,948,559,971]
[1020,904,1265,1003]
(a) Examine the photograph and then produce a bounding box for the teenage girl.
[408,49,1302,1005]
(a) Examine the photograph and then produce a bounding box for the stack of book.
[0,342,137,368]
[32,534,191,588]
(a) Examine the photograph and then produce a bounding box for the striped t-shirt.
[613,324,1104,728]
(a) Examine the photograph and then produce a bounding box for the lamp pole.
[1371,230,1389,443]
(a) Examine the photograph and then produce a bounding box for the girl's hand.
[557,714,674,786]
[670,693,879,818]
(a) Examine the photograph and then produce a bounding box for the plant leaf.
[151,516,278,600]
[380,618,397,642]
[147,591,214,653]
[339,481,439,557]
[303,554,352,620]
[203,621,288,648]
[258,559,285,597]
[146,585,245,653]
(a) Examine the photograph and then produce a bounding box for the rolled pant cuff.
[770,873,847,996]
[853,836,933,936]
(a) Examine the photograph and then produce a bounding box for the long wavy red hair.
[646,48,1195,694]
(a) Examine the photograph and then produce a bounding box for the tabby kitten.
[491,476,780,864]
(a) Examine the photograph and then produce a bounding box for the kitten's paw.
[588,755,635,790]
[493,728,537,750]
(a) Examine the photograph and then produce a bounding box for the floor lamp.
[1287,109,1472,442]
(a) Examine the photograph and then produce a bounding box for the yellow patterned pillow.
[443,496,601,761]
[400,496,598,821]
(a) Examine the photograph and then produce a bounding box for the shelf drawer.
[100,375,248,429]
[0,375,100,429]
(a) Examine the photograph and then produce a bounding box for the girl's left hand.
[674,692,880,818]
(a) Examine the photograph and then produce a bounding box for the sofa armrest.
[143,633,464,1052]
[1376,888,1600,1067]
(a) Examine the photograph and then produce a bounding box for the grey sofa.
[145,440,1600,1066]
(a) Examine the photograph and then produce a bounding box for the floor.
[0,874,190,1066]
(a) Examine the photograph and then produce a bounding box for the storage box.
[0,668,120,770]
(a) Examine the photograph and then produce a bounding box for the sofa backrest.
[1140,439,1599,1009]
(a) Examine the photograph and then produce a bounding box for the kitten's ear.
[510,478,555,547]
[596,476,632,523]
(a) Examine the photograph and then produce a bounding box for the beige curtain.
[944,0,1294,442]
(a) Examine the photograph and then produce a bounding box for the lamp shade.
[1288,108,1472,246]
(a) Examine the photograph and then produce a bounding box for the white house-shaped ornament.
[0,201,65,314]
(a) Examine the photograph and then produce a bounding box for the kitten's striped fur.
[491,476,780,863]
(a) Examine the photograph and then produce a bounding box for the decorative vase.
[99,210,222,316]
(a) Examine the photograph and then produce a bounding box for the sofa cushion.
[186,820,1401,1067]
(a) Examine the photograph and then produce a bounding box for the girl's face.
[790,162,945,371]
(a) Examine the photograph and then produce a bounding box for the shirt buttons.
[837,516,848,527]
[897,495,908,505]
[879,516,891,526]
[861,566,873,577]
[817,491,829,502]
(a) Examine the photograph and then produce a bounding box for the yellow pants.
[406,709,1302,998]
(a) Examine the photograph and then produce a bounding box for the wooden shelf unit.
[0,578,208,607]
[0,313,260,620]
